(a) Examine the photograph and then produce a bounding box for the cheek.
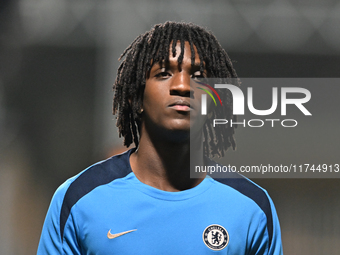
[143,82,168,107]
[142,87,165,117]
[143,88,156,109]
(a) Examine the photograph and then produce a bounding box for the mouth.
[169,100,192,111]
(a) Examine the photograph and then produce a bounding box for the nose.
[170,72,193,97]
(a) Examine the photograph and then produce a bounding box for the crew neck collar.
[124,172,213,201]
[123,148,213,201]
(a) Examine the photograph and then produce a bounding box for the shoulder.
[214,175,272,215]
[54,149,134,239]
[204,157,273,219]
[213,174,277,251]
[61,148,133,197]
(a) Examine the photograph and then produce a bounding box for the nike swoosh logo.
[107,229,137,239]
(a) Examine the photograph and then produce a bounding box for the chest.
[71,191,258,255]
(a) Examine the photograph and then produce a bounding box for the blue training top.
[37,149,283,255]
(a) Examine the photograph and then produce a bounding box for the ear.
[138,108,144,115]
[128,97,144,116]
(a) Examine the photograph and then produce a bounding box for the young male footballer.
[37,21,283,254]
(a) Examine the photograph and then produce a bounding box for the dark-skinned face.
[142,41,207,141]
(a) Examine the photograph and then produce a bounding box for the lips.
[169,99,192,111]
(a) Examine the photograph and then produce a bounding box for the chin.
[158,126,190,143]
[145,118,195,143]
[167,121,204,141]
[166,131,191,144]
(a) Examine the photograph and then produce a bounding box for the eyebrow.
[147,59,207,78]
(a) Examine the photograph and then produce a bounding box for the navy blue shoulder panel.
[215,175,273,248]
[59,149,133,241]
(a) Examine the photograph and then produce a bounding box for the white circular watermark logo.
[202,224,229,251]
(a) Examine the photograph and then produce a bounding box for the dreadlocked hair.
[113,21,239,158]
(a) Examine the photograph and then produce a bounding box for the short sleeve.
[37,180,81,255]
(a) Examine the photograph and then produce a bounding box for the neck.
[130,130,206,191]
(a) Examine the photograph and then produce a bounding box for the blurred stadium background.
[0,0,339,254]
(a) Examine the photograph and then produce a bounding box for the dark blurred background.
[0,0,339,254]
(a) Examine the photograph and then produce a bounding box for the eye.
[191,71,207,79]
[155,70,171,79]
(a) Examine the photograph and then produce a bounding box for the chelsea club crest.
[202,224,229,251]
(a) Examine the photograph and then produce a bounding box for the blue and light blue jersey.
[37,149,283,254]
